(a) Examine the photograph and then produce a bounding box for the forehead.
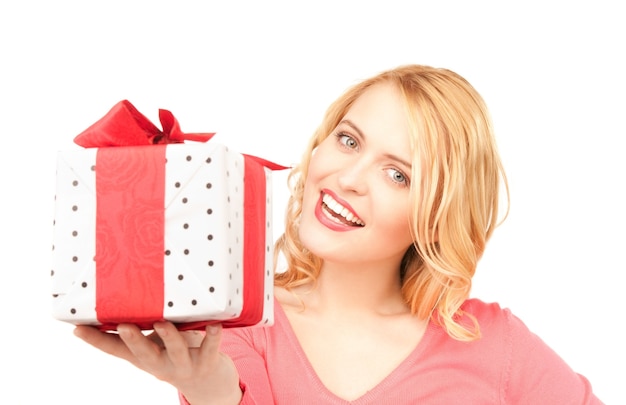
[342,82,412,150]
[348,81,404,112]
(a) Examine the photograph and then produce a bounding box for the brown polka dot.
[177,274,184,280]
[186,155,192,161]
[209,286,215,293]
[167,301,174,307]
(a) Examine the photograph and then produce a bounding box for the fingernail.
[117,325,130,337]
[154,324,167,336]
[207,325,220,335]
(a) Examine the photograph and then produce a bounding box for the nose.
[337,159,369,195]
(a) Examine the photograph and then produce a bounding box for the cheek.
[300,163,322,223]
[302,150,330,193]
[379,198,413,241]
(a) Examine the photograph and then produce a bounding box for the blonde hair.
[274,64,509,341]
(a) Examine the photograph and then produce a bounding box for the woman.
[75,65,603,404]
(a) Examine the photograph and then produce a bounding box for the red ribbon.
[75,100,287,330]
[95,144,167,328]
[74,100,215,147]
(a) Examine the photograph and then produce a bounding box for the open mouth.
[321,192,364,227]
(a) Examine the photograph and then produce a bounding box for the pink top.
[180,298,602,404]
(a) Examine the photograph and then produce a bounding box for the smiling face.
[298,82,415,268]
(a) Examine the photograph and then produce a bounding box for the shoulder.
[459,298,513,333]
[460,298,540,342]
[454,298,536,351]
[461,297,509,318]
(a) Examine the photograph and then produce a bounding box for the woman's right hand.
[74,322,242,405]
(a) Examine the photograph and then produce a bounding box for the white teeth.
[322,193,364,226]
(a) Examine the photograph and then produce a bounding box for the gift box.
[51,100,285,331]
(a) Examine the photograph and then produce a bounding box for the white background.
[1,1,624,404]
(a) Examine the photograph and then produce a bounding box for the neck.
[304,260,408,316]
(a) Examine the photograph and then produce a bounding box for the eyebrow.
[339,119,413,170]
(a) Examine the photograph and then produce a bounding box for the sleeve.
[178,381,251,405]
[177,327,274,405]
[503,310,604,405]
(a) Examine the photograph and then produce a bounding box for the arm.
[74,322,242,405]
[217,327,275,404]
[504,311,604,405]
[178,325,275,405]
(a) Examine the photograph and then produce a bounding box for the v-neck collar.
[273,297,436,404]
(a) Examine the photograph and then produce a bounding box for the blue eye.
[336,133,358,150]
[386,168,409,186]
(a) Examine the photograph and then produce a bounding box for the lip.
[314,189,363,232]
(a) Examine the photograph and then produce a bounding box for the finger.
[153,322,193,366]
[146,330,165,348]
[117,323,162,362]
[198,324,223,362]
[74,325,134,361]
[180,330,206,348]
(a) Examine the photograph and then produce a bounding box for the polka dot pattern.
[50,148,98,324]
[162,143,245,322]
[51,143,275,328]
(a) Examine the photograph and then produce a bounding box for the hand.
[74,322,242,405]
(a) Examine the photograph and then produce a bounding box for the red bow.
[74,100,215,148]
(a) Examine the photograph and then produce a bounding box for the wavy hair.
[274,64,509,341]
